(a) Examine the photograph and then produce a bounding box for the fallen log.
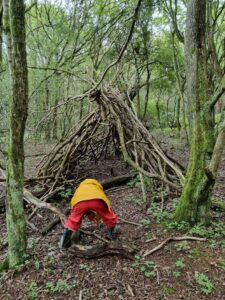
[101,174,136,189]
[68,241,136,259]
[0,175,54,183]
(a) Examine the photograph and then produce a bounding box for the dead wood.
[0,175,54,183]
[38,84,184,195]
[80,229,109,243]
[118,218,143,227]
[143,236,206,257]
[41,208,70,235]
[79,290,83,300]
[25,153,46,158]
[101,174,136,189]
[41,218,61,235]
[23,188,66,222]
[68,241,136,259]
[28,187,64,220]
[25,176,54,182]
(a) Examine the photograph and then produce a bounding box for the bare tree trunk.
[4,0,28,267]
[52,84,59,140]
[171,32,189,142]
[44,74,51,140]
[156,92,161,128]
[52,96,58,140]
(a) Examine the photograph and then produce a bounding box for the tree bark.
[44,73,51,140]
[174,0,216,224]
[4,0,28,267]
[171,32,189,142]
[208,119,225,176]
[0,0,2,72]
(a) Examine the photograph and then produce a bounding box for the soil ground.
[0,136,225,300]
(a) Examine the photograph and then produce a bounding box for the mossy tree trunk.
[174,0,216,224]
[0,0,2,71]
[3,0,28,267]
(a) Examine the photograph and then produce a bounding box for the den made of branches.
[38,84,185,194]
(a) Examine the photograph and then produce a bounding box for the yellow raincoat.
[70,179,111,210]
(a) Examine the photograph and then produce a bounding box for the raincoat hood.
[70,178,111,209]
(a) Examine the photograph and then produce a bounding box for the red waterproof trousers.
[64,199,118,231]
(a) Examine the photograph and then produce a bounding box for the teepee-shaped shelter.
[39,84,184,191]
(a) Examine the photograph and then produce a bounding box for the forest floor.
[0,134,225,300]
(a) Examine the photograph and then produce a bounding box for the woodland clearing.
[1,135,225,300]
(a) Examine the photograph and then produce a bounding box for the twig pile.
[39,84,184,190]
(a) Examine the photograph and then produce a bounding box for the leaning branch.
[23,188,66,223]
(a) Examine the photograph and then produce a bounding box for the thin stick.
[80,229,109,243]
[0,175,54,182]
[146,233,157,243]
[155,267,160,285]
[79,290,83,300]
[143,236,206,257]
[127,284,135,297]
[118,217,143,227]
[28,187,64,220]
[26,220,38,231]
[106,186,131,193]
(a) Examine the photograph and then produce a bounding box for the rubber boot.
[107,225,120,240]
[59,228,72,249]
[71,230,81,243]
